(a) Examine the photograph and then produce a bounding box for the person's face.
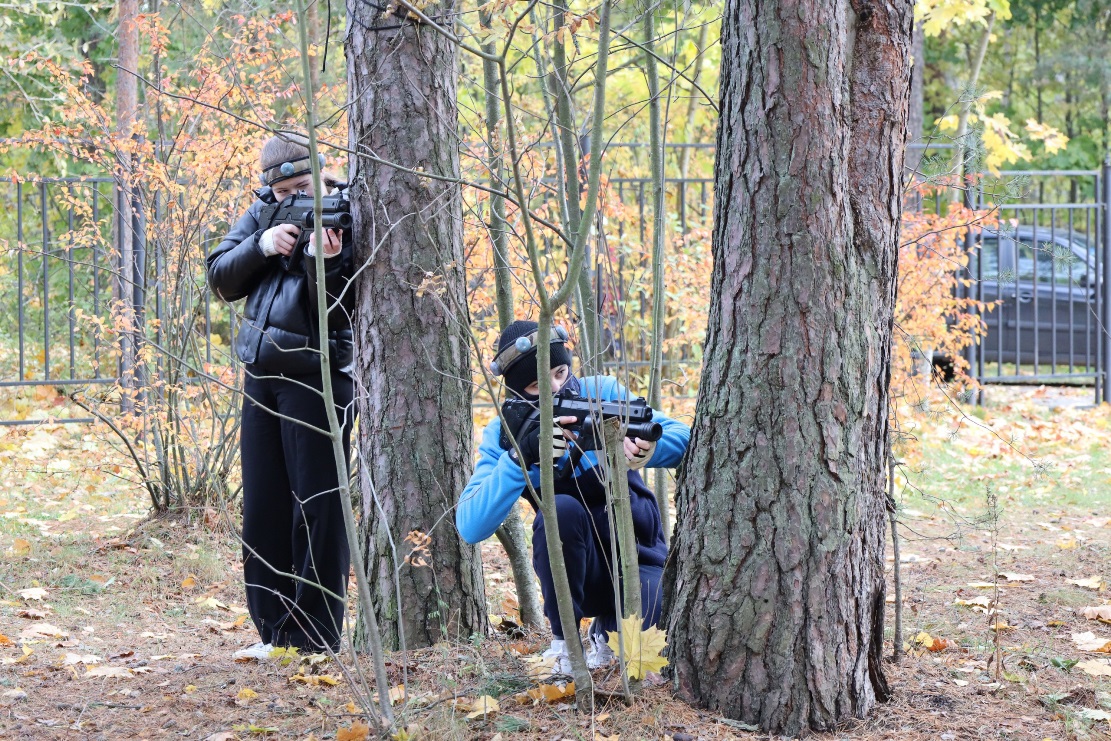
[524,364,570,396]
[270,173,314,201]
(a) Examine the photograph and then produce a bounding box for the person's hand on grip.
[259,224,301,257]
[624,437,656,470]
[516,416,577,466]
[308,228,343,257]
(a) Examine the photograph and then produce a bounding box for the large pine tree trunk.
[346,1,487,650]
[662,0,912,734]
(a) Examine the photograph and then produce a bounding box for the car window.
[974,236,1002,278]
[1016,240,1085,287]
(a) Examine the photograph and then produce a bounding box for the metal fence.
[3,147,1110,425]
[960,167,1111,402]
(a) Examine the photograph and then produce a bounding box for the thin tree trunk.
[116,0,139,412]
[644,5,670,544]
[603,420,640,698]
[479,7,544,631]
[906,18,924,173]
[293,0,392,718]
[663,0,912,734]
[953,12,994,195]
[550,0,600,369]
[346,0,487,651]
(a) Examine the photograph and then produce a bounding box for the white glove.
[625,438,656,470]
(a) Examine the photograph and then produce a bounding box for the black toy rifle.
[256,187,352,267]
[500,388,663,477]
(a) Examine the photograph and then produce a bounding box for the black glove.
[513,421,569,467]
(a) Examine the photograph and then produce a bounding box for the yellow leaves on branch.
[606,615,668,680]
[916,0,1012,37]
[935,96,1069,174]
[895,194,993,401]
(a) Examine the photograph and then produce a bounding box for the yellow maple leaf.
[606,615,668,680]
[465,695,499,720]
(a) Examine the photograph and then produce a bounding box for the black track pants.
[532,494,663,640]
[240,368,354,651]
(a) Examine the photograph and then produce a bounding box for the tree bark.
[662,0,911,734]
[346,1,487,651]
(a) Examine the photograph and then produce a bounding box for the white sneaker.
[541,639,572,675]
[585,629,616,669]
[232,642,273,660]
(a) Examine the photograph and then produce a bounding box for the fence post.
[1102,158,1111,405]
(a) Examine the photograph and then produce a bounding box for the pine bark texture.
[662,0,912,735]
[346,2,487,650]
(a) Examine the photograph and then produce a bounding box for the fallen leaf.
[17,587,47,601]
[913,632,953,651]
[289,673,342,687]
[237,687,258,701]
[184,684,197,693]
[62,653,101,665]
[1072,632,1111,652]
[955,596,993,609]
[181,575,197,589]
[232,724,278,735]
[11,538,31,555]
[0,635,12,646]
[17,608,47,619]
[1080,605,1111,623]
[952,679,969,686]
[990,620,1014,632]
[1,646,33,665]
[966,582,1000,589]
[1076,659,1111,676]
[19,623,67,640]
[465,695,499,720]
[1079,708,1111,721]
[203,733,238,741]
[194,596,227,610]
[0,688,28,704]
[1068,576,1105,591]
[1057,536,1079,550]
[337,721,370,741]
[606,615,668,679]
[999,573,1035,582]
[523,681,576,704]
[84,666,131,679]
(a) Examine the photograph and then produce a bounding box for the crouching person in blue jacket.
[456,320,690,674]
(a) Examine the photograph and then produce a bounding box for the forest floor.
[0,385,1110,740]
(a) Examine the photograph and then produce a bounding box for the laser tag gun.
[499,387,664,478]
[256,186,353,269]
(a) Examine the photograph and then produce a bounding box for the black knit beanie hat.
[496,320,572,396]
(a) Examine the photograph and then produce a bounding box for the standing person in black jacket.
[207,134,355,659]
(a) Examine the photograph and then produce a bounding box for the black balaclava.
[497,320,573,398]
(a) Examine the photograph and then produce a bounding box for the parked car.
[963,225,1099,370]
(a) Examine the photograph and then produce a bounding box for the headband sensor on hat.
[259,153,327,187]
[489,326,570,376]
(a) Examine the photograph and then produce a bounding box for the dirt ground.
[1,387,1110,740]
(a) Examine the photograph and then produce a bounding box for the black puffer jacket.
[207,197,355,376]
